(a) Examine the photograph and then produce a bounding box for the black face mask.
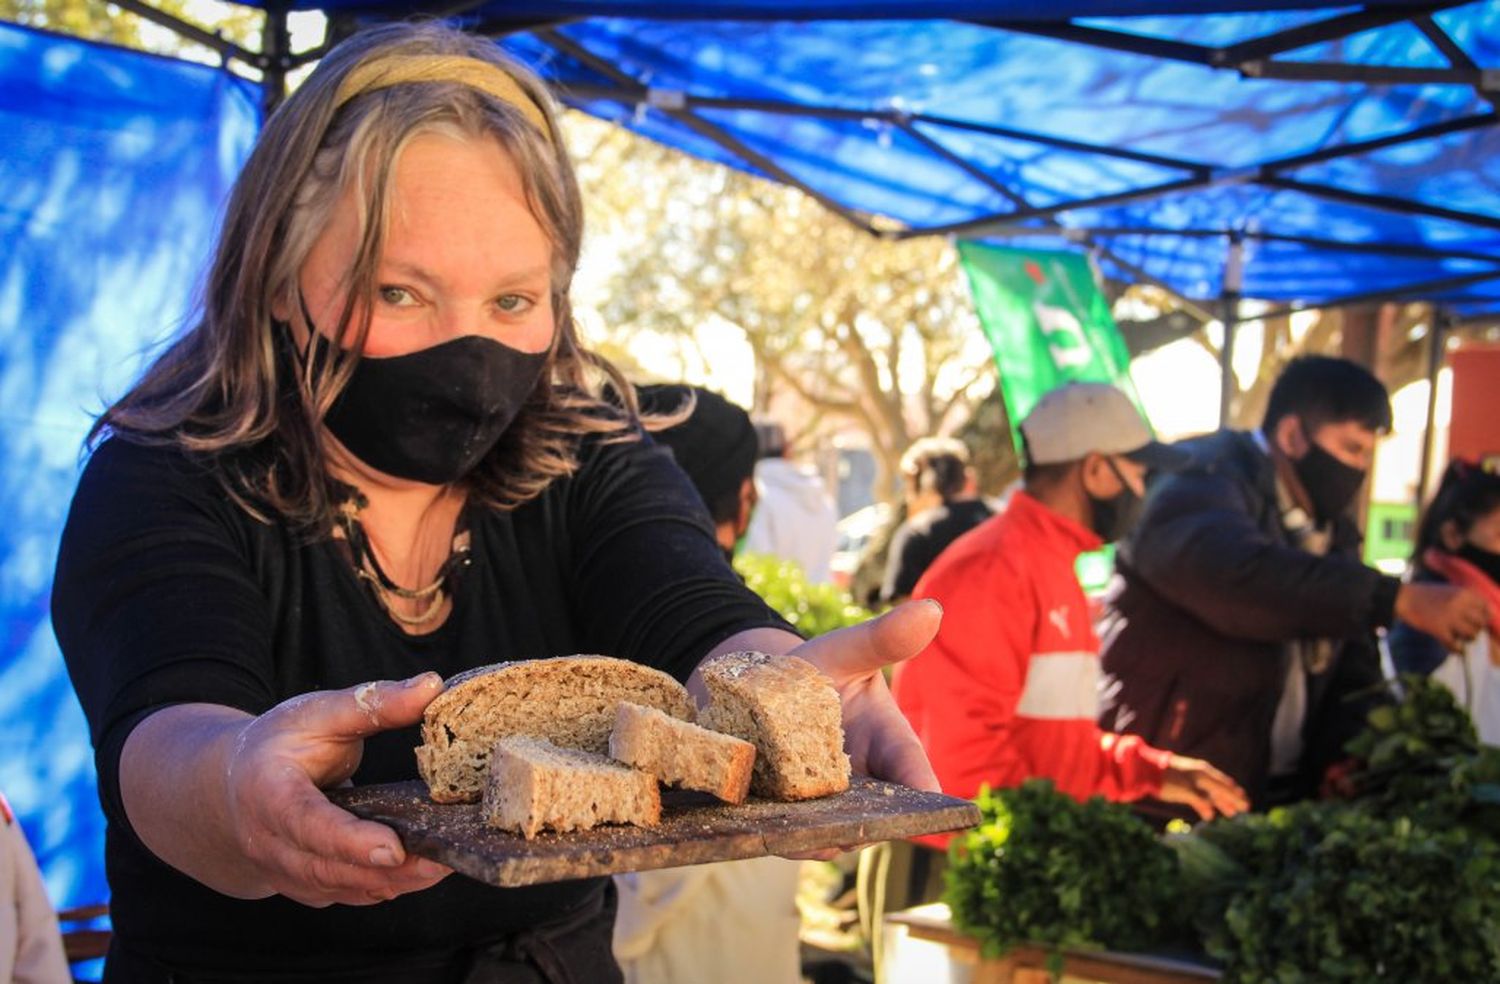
[1087,459,1143,544]
[1458,543,1500,587]
[1292,436,1367,526]
[296,321,547,485]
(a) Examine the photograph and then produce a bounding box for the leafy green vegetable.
[1167,677,1500,983]
[944,780,1182,968]
[1343,674,1500,836]
[939,679,1500,981]
[1173,802,1500,984]
[734,552,873,638]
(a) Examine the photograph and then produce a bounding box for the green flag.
[958,241,1138,457]
[959,241,1143,593]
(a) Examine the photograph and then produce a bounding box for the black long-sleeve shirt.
[52,432,787,980]
[880,499,993,603]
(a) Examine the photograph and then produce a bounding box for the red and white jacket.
[892,491,1169,846]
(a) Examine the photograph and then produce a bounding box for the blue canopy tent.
[3,0,1499,955]
[133,1,1500,309]
[192,0,1500,419]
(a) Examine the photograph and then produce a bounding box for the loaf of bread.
[609,701,757,804]
[698,651,851,801]
[482,736,661,839]
[415,655,696,803]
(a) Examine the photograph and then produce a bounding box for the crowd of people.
[890,356,1492,897]
[22,16,1497,984]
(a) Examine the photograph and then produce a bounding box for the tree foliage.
[1,0,262,57]
[570,118,996,493]
[733,552,873,638]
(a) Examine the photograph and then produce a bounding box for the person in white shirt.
[0,791,70,984]
[743,422,840,585]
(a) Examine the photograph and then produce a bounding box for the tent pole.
[262,4,291,118]
[1218,232,1245,427]
[1415,308,1450,512]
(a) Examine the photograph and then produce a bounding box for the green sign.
[960,241,1143,594]
[958,241,1139,458]
[1364,500,1417,574]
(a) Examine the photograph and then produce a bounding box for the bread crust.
[609,702,756,804]
[416,656,695,803]
[698,651,850,801]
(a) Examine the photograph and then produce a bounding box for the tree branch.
[935,361,996,431]
[758,345,861,415]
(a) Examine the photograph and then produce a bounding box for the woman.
[1389,459,1500,742]
[879,436,992,605]
[50,22,938,983]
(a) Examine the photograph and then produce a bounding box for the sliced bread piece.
[416,655,696,803]
[698,651,851,801]
[482,736,661,839]
[609,701,757,804]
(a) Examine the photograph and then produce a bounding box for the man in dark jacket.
[1099,356,1490,815]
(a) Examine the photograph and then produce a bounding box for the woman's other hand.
[786,599,942,794]
[121,674,452,907]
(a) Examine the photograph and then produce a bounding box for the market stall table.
[883,904,1220,984]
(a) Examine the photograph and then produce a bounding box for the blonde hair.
[93,21,644,528]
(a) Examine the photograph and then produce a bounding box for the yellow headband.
[333,55,552,143]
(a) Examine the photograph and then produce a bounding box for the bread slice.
[609,702,757,804]
[482,736,661,839]
[416,655,696,803]
[698,651,851,801]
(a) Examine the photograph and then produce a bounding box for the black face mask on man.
[1087,458,1143,544]
[1291,425,1367,526]
[291,311,548,485]
[1458,542,1500,587]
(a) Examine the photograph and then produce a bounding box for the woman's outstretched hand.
[121,674,453,907]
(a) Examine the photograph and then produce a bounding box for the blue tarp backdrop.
[274,1,1445,17]
[0,21,259,909]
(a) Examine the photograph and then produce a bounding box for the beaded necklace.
[331,491,471,627]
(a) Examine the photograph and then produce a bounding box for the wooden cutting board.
[329,777,979,887]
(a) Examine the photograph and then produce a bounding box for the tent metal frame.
[523,1,1500,430]
[549,49,1500,242]
[110,0,264,71]
[126,1,1500,247]
[115,0,1500,435]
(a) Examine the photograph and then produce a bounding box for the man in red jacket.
[892,383,1247,846]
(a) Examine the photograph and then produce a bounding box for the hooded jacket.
[1098,430,1397,812]
[742,458,839,584]
[893,491,1171,848]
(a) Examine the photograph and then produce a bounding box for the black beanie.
[638,384,758,516]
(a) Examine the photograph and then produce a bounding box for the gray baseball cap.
[1019,382,1189,471]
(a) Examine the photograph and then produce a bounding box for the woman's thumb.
[291,672,444,739]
